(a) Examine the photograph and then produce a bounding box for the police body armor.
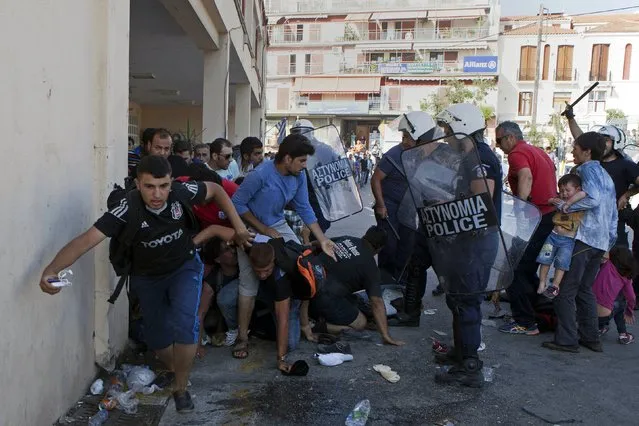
[399,132,541,297]
[297,124,364,222]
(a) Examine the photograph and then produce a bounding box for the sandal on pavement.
[232,339,249,359]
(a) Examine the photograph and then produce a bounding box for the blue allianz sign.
[463,56,499,73]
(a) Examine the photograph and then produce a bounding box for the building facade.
[498,13,639,145]
[264,0,501,152]
[1,1,265,424]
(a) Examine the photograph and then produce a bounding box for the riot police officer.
[400,104,503,387]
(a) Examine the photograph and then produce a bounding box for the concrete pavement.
[159,186,639,425]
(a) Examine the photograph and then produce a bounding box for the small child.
[594,247,636,345]
[536,174,587,299]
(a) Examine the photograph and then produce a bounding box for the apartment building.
[264,0,500,151]
[1,1,265,424]
[498,13,639,143]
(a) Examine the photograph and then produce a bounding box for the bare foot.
[537,285,546,294]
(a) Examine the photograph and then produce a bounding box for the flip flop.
[281,360,309,376]
[232,340,249,359]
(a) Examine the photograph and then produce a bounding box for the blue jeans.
[217,279,239,330]
[536,232,575,271]
[130,255,203,350]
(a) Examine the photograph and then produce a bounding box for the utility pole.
[531,3,544,130]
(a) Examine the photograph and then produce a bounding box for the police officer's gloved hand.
[563,103,575,119]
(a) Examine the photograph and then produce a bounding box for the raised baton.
[561,82,599,116]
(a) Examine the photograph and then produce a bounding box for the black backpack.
[106,182,199,304]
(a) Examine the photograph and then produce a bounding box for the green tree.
[547,112,566,150]
[606,108,626,122]
[420,79,497,117]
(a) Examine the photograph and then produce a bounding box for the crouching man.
[39,155,252,413]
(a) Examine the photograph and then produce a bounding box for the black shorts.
[311,291,360,326]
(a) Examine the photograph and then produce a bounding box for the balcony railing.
[266,0,491,14]
[269,25,490,44]
[554,68,577,82]
[517,67,536,81]
[341,60,463,75]
[589,71,611,82]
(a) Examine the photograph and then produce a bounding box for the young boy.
[536,174,587,299]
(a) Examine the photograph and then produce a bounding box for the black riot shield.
[297,124,363,222]
[400,133,541,295]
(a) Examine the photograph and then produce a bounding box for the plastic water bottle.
[47,268,73,288]
[345,399,370,426]
[482,367,494,383]
[90,379,104,395]
[88,410,108,426]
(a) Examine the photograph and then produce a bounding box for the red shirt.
[175,177,238,227]
[507,141,557,215]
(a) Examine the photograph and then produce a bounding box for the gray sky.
[501,0,639,16]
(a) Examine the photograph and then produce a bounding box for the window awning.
[294,77,381,93]
[411,42,488,50]
[345,13,372,21]
[428,9,486,19]
[371,11,428,20]
[284,15,328,20]
[357,43,413,51]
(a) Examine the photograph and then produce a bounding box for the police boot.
[434,356,484,388]
[389,261,422,327]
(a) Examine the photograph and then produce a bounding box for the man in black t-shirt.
[247,227,404,374]
[39,155,251,413]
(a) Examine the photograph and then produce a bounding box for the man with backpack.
[248,226,404,374]
[39,155,252,413]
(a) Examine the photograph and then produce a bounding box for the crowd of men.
[39,104,637,413]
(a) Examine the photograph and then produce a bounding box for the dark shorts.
[311,291,360,326]
[536,232,575,271]
[131,254,203,350]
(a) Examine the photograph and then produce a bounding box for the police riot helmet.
[397,111,438,143]
[597,124,627,152]
[291,119,315,135]
[436,103,486,140]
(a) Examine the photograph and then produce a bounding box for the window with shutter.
[277,56,288,75]
[310,24,320,42]
[311,54,324,74]
[518,92,532,116]
[623,44,632,80]
[277,88,290,110]
[590,44,610,81]
[542,45,550,80]
[556,45,574,81]
[519,46,537,80]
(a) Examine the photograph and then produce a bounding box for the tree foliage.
[420,79,497,118]
[606,108,626,121]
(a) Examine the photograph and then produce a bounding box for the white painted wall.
[498,32,639,133]
[0,1,129,425]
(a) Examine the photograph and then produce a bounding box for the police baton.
[561,82,599,116]
[384,217,401,241]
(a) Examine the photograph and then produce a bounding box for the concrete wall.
[140,105,204,140]
[0,0,129,424]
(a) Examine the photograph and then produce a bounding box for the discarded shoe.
[373,364,400,383]
[314,353,354,367]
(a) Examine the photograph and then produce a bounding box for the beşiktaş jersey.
[94,181,207,276]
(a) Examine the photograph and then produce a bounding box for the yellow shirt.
[553,211,585,233]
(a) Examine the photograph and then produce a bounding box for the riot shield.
[297,124,364,222]
[401,133,541,295]
[622,144,639,163]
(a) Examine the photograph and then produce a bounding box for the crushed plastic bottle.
[87,409,108,426]
[345,399,370,426]
[116,389,140,415]
[47,268,73,288]
[482,367,494,382]
[90,379,104,395]
[126,366,156,392]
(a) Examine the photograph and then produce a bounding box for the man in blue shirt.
[231,134,336,359]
